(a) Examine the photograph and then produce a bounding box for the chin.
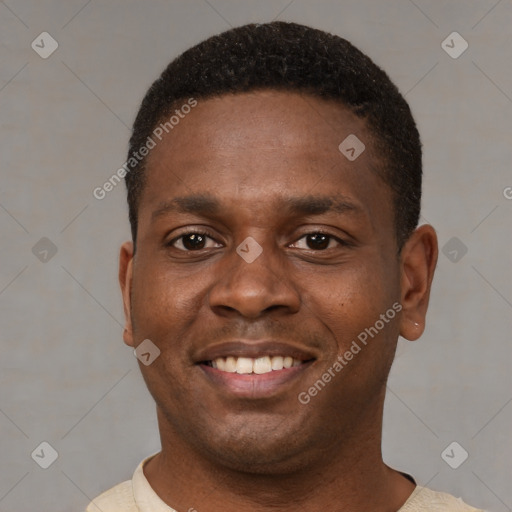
[192,423,318,476]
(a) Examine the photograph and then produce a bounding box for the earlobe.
[119,241,135,347]
[398,225,438,341]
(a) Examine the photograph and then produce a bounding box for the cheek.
[303,258,399,345]
[131,264,205,336]
[130,269,203,396]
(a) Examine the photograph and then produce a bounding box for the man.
[87,21,484,512]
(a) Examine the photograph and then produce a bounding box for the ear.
[398,224,438,341]
[119,241,135,347]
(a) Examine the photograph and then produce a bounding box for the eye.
[291,232,344,251]
[169,232,221,251]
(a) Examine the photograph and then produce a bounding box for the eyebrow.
[151,194,220,220]
[282,195,361,216]
[151,193,362,221]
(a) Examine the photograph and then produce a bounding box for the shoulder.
[400,485,486,512]
[86,479,137,512]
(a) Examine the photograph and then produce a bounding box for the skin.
[119,90,438,511]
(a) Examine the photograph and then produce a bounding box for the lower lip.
[198,362,314,399]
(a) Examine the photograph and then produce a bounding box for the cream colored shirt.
[86,454,485,512]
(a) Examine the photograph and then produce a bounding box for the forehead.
[138,91,391,231]
[149,90,369,159]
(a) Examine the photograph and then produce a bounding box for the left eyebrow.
[281,195,363,217]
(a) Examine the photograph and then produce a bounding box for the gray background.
[1,1,511,510]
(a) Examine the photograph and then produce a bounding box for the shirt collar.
[132,453,178,512]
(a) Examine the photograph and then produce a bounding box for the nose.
[208,240,301,319]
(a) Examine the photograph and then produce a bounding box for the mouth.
[202,355,307,374]
[195,341,317,398]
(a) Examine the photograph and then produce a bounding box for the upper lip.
[194,340,318,363]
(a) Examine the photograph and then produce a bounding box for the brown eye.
[181,233,206,250]
[291,232,342,251]
[170,232,221,251]
[306,233,330,250]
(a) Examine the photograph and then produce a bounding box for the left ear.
[398,224,438,341]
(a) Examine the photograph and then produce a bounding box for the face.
[119,91,437,474]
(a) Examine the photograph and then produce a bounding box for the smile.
[205,355,304,374]
[194,340,318,397]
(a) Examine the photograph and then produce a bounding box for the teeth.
[254,356,272,374]
[271,355,284,370]
[225,356,237,373]
[236,357,253,374]
[210,355,304,374]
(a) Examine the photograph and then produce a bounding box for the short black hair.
[125,21,422,250]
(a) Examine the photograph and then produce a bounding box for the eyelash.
[167,229,349,252]
[168,229,220,251]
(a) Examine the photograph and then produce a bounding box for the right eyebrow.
[151,194,220,221]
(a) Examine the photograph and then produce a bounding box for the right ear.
[119,241,135,347]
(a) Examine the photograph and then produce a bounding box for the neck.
[144,400,415,512]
